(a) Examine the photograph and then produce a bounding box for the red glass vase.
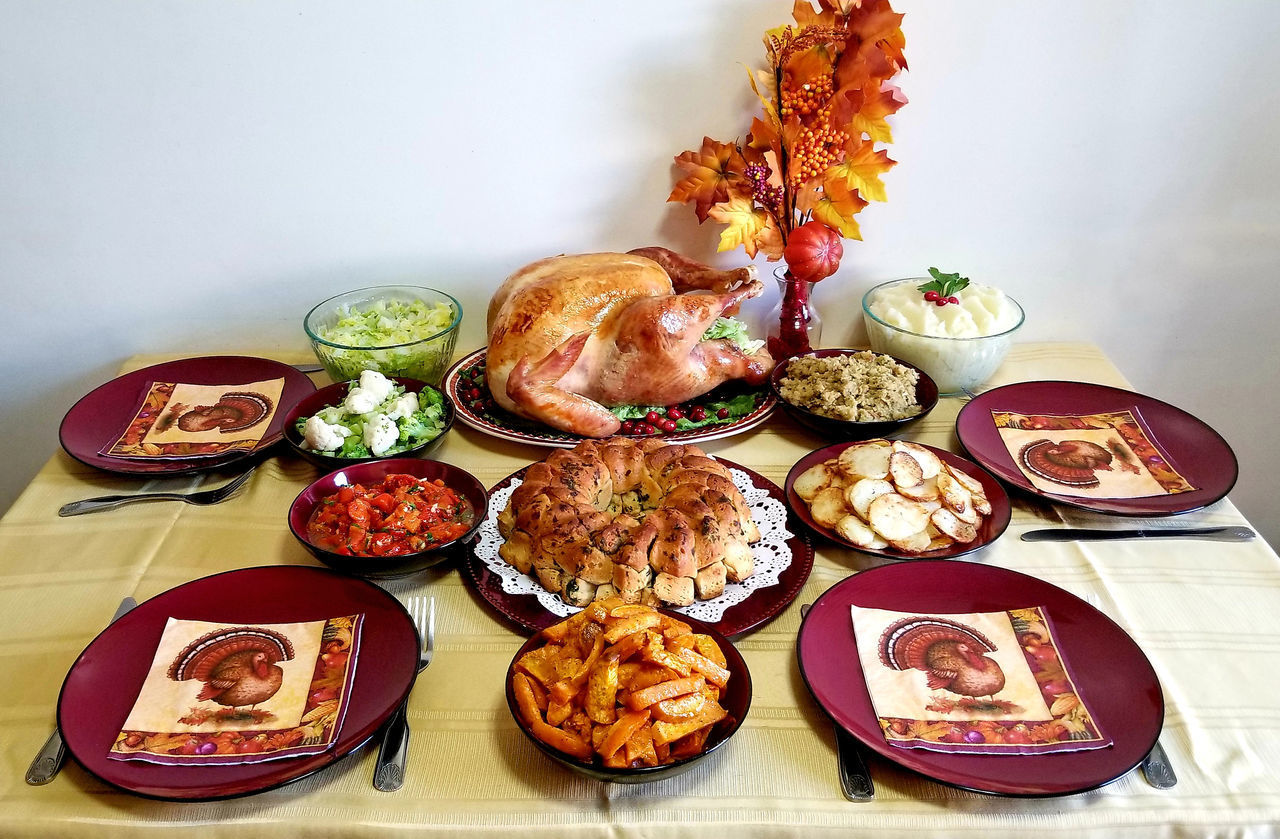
[766,266,823,359]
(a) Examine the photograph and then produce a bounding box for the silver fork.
[373,595,435,792]
[58,466,258,517]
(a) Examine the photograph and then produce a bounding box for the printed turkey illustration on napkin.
[102,377,285,459]
[108,614,362,765]
[991,408,1195,499]
[850,605,1111,754]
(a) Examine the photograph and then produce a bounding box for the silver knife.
[1021,526,1254,543]
[25,596,138,785]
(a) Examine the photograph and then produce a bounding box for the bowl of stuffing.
[505,599,751,783]
[283,371,454,470]
[288,457,487,578]
[304,286,463,387]
[769,348,938,441]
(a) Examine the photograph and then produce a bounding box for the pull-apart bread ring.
[498,438,758,608]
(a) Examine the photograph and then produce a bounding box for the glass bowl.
[304,286,462,386]
[861,279,1024,396]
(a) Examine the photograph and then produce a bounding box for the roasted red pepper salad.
[306,474,474,556]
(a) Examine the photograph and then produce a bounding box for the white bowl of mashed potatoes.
[861,278,1024,396]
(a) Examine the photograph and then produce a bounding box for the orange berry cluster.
[780,72,833,119]
[780,72,848,189]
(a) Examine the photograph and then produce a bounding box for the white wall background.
[3,1,1278,546]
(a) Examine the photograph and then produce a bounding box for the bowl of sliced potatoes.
[784,438,1011,559]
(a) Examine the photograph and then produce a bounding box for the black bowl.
[282,376,454,470]
[504,610,752,783]
[288,458,487,579]
[769,348,938,441]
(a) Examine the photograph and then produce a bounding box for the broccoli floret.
[398,410,442,443]
[339,436,371,458]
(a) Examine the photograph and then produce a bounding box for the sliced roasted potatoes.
[793,438,991,554]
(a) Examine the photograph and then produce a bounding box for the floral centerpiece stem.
[669,0,908,357]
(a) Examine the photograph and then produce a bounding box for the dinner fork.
[58,466,258,517]
[373,595,435,792]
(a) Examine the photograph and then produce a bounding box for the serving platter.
[797,561,1163,797]
[59,356,317,476]
[464,459,813,637]
[57,565,418,800]
[784,440,1011,560]
[956,381,1238,516]
[442,347,777,449]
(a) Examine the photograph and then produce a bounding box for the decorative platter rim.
[442,347,778,449]
[463,457,813,637]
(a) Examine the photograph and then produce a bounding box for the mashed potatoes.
[862,278,1024,395]
[779,352,921,422]
[867,281,1021,338]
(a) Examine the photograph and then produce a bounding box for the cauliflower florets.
[363,412,399,457]
[344,370,395,415]
[383,391,420,421]
[302,415,352,452]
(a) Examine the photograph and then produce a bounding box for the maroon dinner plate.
[797,561,1163,797]
[956,381,1237,516]
[784,440,1011,560]
[57,565,418,800]
[59,356,317,476]
[464,459,813,637]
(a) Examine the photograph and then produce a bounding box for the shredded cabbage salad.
[314,298,457,383]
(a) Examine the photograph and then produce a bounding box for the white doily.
[474,468,795,623]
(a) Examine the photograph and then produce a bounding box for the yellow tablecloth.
[3,343,1278,837]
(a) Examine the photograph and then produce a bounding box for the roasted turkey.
[167,626,295,710]
[878,616,1006,698]
[486,247,775,437]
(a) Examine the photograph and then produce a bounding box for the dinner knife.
[26,596,138,785]
[1021,526,1254,543]
[1140,739,1178,789]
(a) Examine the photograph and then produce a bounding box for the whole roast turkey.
[486,247,775,437]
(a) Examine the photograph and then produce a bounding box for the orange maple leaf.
[835,7,907,91]
[791,0,843,29]
[669,137,745,222]
[825,137,895,202]
[800,178,867,239]
[852,83,907,144]
[707,196,783,258]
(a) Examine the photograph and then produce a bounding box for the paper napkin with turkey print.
[991,408,1196,499]
[101,377,285,459]
[850,606,1111,754]
[108,614,363,765]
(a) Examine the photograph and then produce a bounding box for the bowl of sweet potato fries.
[505,598,751,782]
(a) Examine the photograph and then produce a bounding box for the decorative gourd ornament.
[783,222,843,283]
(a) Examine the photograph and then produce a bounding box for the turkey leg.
[628,247,758,293]
[505,331,623,437]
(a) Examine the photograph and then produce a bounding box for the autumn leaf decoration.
[669,0,907,265]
